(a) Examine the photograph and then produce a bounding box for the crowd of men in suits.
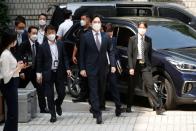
[0,9,165,127]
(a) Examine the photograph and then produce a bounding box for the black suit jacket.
[127,35,152,71]
[79,30,115,76]
[18,39,40,76]
[11,30,29,60]
[36,40,70,82]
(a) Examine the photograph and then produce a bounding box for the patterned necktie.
[141,36,145,62]
[95,32,101,51]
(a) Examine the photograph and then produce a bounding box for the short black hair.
[105,23,114,32]
[38,13,47,19]
[91,14,103,22]
[45,25,56,33]
[64,9,72,19]
[15,15,26,26]
[28,26,38,33]
[138,21,148,28]
[0,28,17,55]
[81,13,91,19]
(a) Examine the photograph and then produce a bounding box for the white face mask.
[138,28,147,36]
[92,23,101,32]
[47,34,56,41]
[17,29,24,34]
[30,34,38,42]
[39,20,46,26]
[80,20,86,27]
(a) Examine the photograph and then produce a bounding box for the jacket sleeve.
[127,37,134,69]
[107,36,115,67]
[36,44,44,73]
[79,33,86,70]
[62,42,70,70]
[147,37,152,67]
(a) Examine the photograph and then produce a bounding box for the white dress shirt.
[57,19,73,37]
[0,49,19,84]
[37,27,45,44]
[137,34,145,60]
[48,40,59,70]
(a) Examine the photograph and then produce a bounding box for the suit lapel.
[100,32,105,52]
[134,36,138,55]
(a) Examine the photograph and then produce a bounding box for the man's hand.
[20,73,25,80]
[36,73,43,85]
[111,67,116,73]
[129,69,134,76]
[80,70,87,77]
[72,56,77,64]
[67,70,72,77]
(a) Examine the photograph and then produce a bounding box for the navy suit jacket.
[79,30,115,76]
[36,40,70,82]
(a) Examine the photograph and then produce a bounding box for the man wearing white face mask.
[36,25,72,123]
[37,13,47,45]
[72,14,91,103]
[11,15,28,60]
[80,15,116,124]
[18,26,49,113]
[127,21,165,115]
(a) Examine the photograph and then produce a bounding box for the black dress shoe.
[50,116,57,123]
[156,107,165,115]
[126,107,132,113]
[96,115,103,124]
[56,105,62,116]
[72,98,87,103]
[115,108,122,117]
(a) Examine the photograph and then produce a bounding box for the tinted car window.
[147,22,196,49]
[158,8,191,24]
[116,27,135,47]
[117,7,152,16]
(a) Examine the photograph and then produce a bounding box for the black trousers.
[88,71,107,116]
[19,68,47,111]
[44,71,66,116]
[78,75,89,99]
[0,78,19,131]
[127,61,161,108]
[108,71,121,109]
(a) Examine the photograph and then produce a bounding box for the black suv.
[50,2,196,30]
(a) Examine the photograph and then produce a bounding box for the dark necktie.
[32,44,36,68]
[95,33,101,51]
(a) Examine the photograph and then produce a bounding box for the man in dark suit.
[36,25,71,123]
[79,15,118,124]
[18,26,48,113]
[127,21,165,115]
[11,15,28,60]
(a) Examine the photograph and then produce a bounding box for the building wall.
[5,0,196,27]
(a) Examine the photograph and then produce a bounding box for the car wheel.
[67,66,81,98]
[148,73,176,110]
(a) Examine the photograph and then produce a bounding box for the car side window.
[115,26,135,48]
[158,7,191,24]
[117,8,152,16]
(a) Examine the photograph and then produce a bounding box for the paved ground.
[1,97,196,131]
[1,83,196,131]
